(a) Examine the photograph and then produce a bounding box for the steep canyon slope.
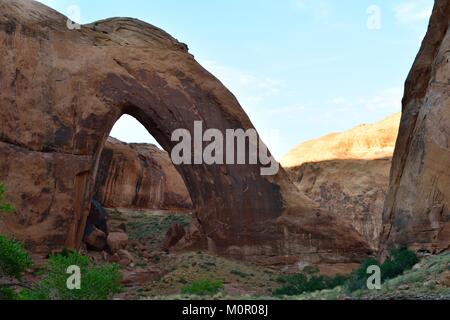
[283,114,401,249]
[380,0,450,256]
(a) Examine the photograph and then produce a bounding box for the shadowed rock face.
[0,0,371,264]
[380,0,450,256]
[284,114,401,250]
[287,158,391,250]
[94,138,192,211]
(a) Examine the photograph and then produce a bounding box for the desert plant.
[274,273,349,296]
[344,258,380,292]
[345,249,419,293]
[20,251,122,300]
[0,183,14,213]
[381,248,419,280]
[0,235,32,280]
[181,279,224,296]
[0,235,33,299]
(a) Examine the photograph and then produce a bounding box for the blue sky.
[37,0,433,159]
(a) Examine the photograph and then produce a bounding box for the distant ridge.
[281,113,401,168]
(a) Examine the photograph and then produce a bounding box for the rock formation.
[281,113,401,168]
[95,137,192,211]
[380,0,450,256]
[284,114,400,250]
[287,158,391,250]
[0,0,371,266]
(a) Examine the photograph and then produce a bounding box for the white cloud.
[359,87,403,112]
[394,0,433,25]
[201,60,281,107]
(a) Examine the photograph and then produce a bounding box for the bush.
[181,280,224,296]
[0,183,14,213]
[381,248,419,280]
[0,235,32,279]
[345,249,419,293]
[344,258,380,293]
[274,273,349,296]
[0,235,32,300]
[20,251,122,300]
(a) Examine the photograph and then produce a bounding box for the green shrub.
[181,279,224,296]
[0,183,14,213]
[0,235,32,279]
[344,258,380,293]
[0,235,32,300]
[21,251,122,300]
[274,273,349,296]
[345,249,419,293]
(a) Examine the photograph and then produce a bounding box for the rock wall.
[380,0,450,256]
[0,0,371,265]
[284,114,400,250]
[95,138,192,211]
[287,158,391,250]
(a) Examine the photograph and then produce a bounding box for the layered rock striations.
[281,113,401,168]
[95,138,192,211]
[380,0,450,256]
[283,114,400,249]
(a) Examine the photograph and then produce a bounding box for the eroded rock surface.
[95,138,192,211]
[281,113,400,168]
[380,0,450,256]
[284,114,400,249]
[287,158,391,250]
[0,0,371,266]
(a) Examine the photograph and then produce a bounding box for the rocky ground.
[18,209,449,300]
[292,253,450,300]
[100,209,450,300]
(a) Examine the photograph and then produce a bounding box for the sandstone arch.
[0,0,370,265]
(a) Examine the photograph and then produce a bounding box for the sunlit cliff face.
[281,113,401,168]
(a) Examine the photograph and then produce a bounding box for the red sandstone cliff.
[380,0,450,256]
[284,114,400,250]
[95,138,192,211]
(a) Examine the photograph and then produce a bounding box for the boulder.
[161,223,186,251]
[107,232,129,253]
[117,249,134,267]
[83,226,107,251]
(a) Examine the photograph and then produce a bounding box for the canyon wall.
[380,0,450,256]
[284,114,400,250]
[95,138,192,211]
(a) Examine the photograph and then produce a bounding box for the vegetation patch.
[274,272,348,296]
[181,279,224,296]
[20,250,122,300]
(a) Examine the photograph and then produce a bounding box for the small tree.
[0,235,33,299]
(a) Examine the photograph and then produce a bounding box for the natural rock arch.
[0,0,370,264]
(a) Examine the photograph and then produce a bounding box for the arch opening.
[82,113,193,252]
